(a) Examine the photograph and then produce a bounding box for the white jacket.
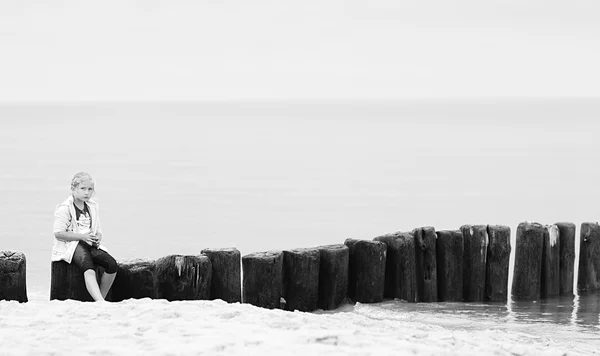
[52,195,107,263]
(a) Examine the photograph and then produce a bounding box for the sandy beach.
[1,298,598,355]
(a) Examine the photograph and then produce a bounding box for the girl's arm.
[55,231,96,245]
[54,231,84,241]
[53,204,97,245]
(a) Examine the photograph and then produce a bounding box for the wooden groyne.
[201,248,241,303]
[282,248,320,312]
[485,225,511,302]
[512,222,545,300]
[345,239,386,303]
[461,225,488,302]
[0,220,588,308]
[242,251,283,309]
[541,224,560,298]
[110,259,157,301]
[0,251,27,302]
[374,232,417,302]
[435,230,463,302]
[414,227,437,302]
[578,222,600,293]
[317,244,348,310]
[556,222,575,296]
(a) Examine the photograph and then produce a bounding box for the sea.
[0,98,599,355]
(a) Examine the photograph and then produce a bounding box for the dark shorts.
[72,241,118,274]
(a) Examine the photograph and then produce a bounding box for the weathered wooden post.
[282,248,320,312]
[50,261,104,301]
[155,255,212,301]
[344,238,386,303]
[242,251,283,309]
[577,222,600,293]
[485,225,511,302]
[555,222,575,296]
[0,251,27,302]
[201,248,241,303]
[413,227,437,302]
[373,232,417,302]
[435,230,463,302]
[317,244,349,310]
[461,225,488,302]
[512,222,544,300]
[109,259,156,302]
[541,224,560,298]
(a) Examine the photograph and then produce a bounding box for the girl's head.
[70,172,95,202]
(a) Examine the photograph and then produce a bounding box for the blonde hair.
[70,172,94,191]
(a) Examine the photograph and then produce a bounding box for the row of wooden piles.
[49,246,349,311]
[1,221,600,308]
[515,221,600,299]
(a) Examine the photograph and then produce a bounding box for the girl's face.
[72,180,95,202]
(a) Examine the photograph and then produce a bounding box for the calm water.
[1,98,599,328]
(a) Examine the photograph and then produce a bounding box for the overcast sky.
[1,0,599,101]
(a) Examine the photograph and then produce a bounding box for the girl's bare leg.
[83,269,105,302]
[100,272,116,299]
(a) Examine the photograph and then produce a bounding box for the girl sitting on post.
[52,172,117,302]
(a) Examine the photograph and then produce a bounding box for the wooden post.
[435,230,463,302]
[317,244,349,310]
[461,225,488,302]
[577,222,600,293]
[344,238,386,303]
[155,255,212,301]
[541,224,560,298]
[555,222,575,296]
[373,232,417,302]
[512,222,544,300]
[413,227,437,302]
[282,248,320,312]
[50,261,104,301]
[201,248,242,303]
[242,251,283,309]
[485,225,511,302]
[0,251,27,302]
[109,259,156,302]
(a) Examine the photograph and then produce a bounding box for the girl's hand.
[91,234,102,247]
[80,234,97,246]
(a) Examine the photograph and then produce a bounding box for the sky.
[0,0,599,101]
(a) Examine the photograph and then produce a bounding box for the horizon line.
[1,95,600,106]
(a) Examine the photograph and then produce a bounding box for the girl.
[52,172,117,302]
